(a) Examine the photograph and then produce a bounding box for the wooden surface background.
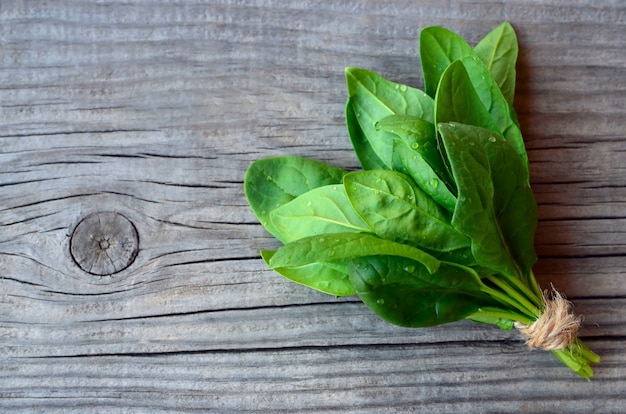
[1,1,625,412]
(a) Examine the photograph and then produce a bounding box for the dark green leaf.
[474,21,518,106]
[268,232,441,274]
[244,156,346,242]
[349,256,493,327]
[261,250,355,297]
[345,67,434,168]
[270,184,371,243]
[438,122,537,280]
[420,26,475,98]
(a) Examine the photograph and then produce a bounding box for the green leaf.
[244,156,346,242]
[349,256,494,327]
[344,170,469,254]
[261,250,355,297]
[270,184,371,243]
[459,55,528,177]
[345,98,387,170]
[376,115,453,185]
[345,67,434,168]
[268,232,441,275]
[438,122,537,280]
[420,26,475,98]
[474,21,518,106]
[435,60,502,136]
[375,114,457,209]
[391,140,457,213]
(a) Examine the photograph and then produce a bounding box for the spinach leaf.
[391,139,457,213]
[349,256,494,327]
[244,156,346,242]
[376,114,454,187]
[420,26,475,98]
[268,232,441,275]
[420,25,527,174]
[459,55,528,176]
[345,98,387,170]
[270,184,371,243]
[474,21,518,106]
[435,60,501,136]
[438,122,537,280]
[343,170,469,253]
[345,67,434,168]
[261,250,355,296]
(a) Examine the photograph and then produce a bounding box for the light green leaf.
[244,156,346,242]
[420,26,475,98]
[435,60,501,136]
[268,232,441,275]
[345,98,387,170]
[270,184,371,243]
[345,67,434,168]
[344,170,469,253]
[474,21,518,106]
[261,250,355,297]
[459,55,528,176]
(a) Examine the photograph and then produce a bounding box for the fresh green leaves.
[244,22,599,378]
[344,170,469,253]
[438,122,537,279]
[350,256,496,327]
[345,67,434,169]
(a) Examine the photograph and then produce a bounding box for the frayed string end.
[514,288,582,351]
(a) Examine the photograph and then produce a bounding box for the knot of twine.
[514,289,582,351]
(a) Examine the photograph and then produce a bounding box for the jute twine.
[514,288,582,351]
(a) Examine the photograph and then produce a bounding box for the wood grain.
[1,0,625,412]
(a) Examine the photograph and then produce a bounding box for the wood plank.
[1,0,625,411]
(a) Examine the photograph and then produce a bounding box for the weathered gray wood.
[1,0,625,412]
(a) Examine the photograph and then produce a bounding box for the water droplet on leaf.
[376,298,385,305]
[411,142,420,150]
[488,136,497,143]
[429,178,439,188]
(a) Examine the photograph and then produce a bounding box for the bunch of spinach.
[244,22,599,378]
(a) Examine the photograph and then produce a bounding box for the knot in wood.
[70,212,139,276]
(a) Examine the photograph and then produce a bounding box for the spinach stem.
[468,307,533,326]
[501,274,544,309]
[479,284,536,319]
[527,269,545,301]
[485,275,541,318]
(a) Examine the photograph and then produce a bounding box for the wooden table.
[2,1,624,412]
